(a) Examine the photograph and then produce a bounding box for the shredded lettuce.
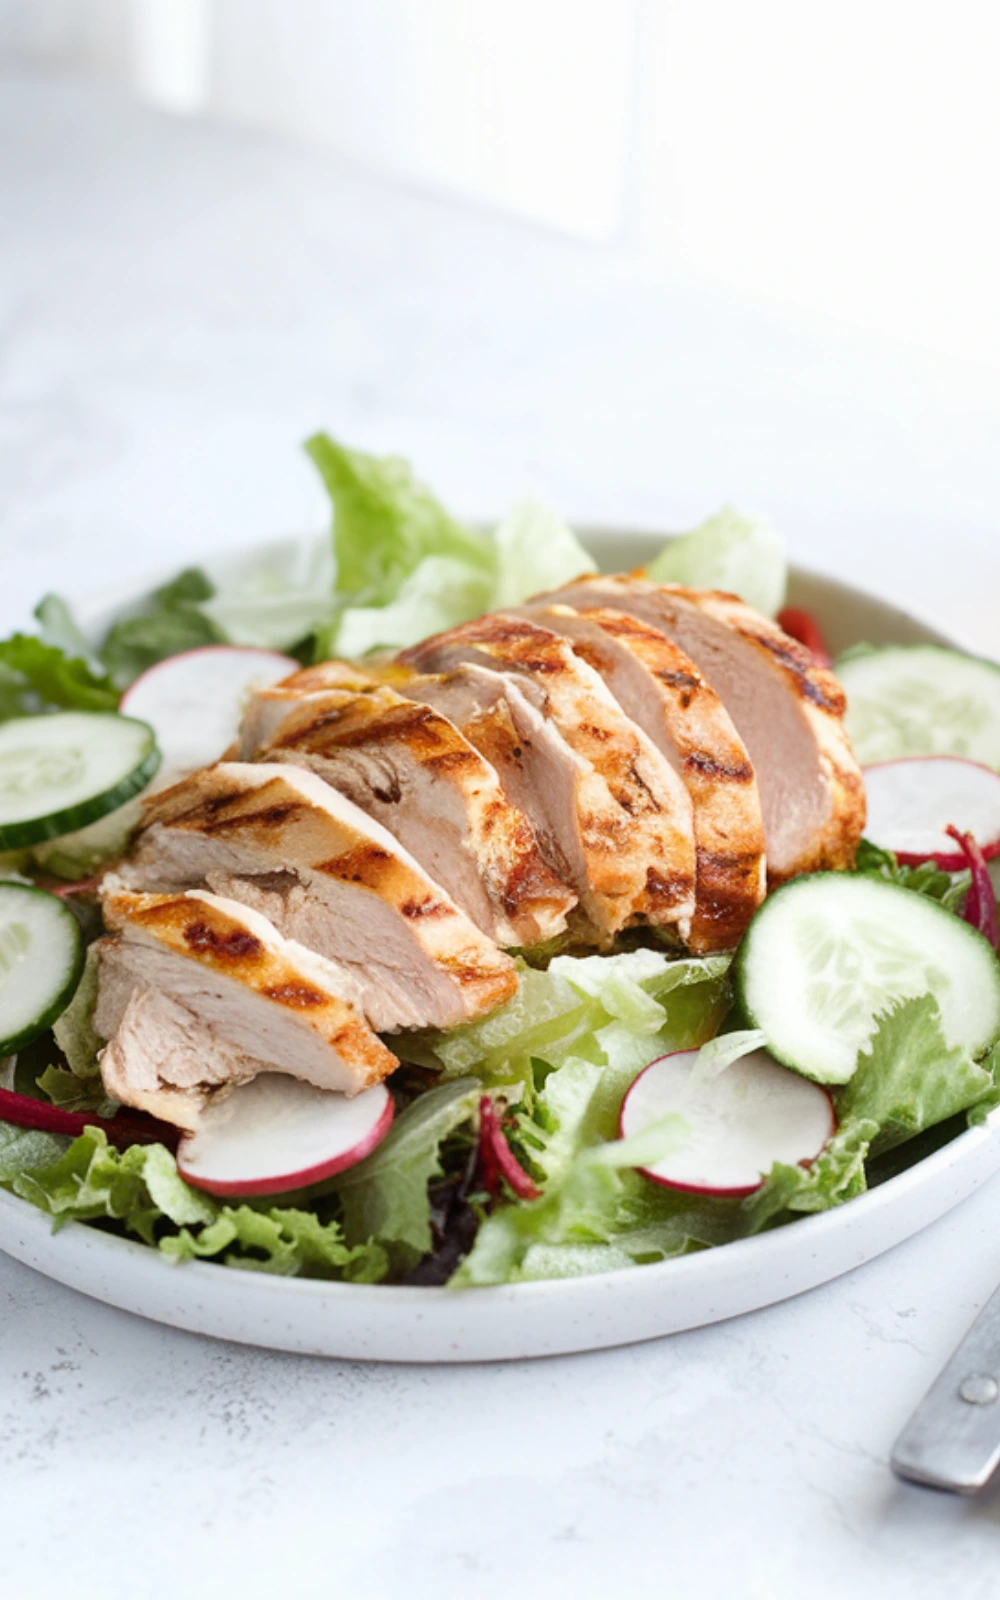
[491,496,597,607]
[647,506,787,616]
[419,949,731,1095]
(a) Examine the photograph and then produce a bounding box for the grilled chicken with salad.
[1,434,999,1288]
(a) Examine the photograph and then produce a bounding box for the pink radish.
[0,1085,179,1149]
[862,756,1000,869]
[176,1074,393,1198]
[620,1047,835,1198]
[120,646,297,787]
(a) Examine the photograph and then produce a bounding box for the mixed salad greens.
[1,433,999,1288]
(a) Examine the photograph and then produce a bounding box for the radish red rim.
[619,1047,836,1199]
[176,1078,395,1199]
[862,755,1000,869]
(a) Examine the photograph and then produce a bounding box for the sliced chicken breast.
[95,888,398,1128]
[119,762,518,1031]
[520,603,766,951]
[540,576,866,880]
[239,673,575,948]
[401,615,697,944]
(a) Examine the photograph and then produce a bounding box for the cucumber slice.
[735,873,1000,1085]
[838,645,1000,768]
[0,884,84,1053]
[0,712,159,850]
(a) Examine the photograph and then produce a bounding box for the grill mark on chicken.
[183,920,263,961]
[242,678,576,947]
[262,981,327,1008]
[754,634,845,714]
[514,598,767,952]
[682,751,754,783]
[404,615,697,939]
[400,897,451,919]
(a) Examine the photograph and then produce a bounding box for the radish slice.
[176,1075,393,1198]
[620,1047,835,1198]
[120,646,297,787]
[0,1085,179,1149]
[863,755,1000,868]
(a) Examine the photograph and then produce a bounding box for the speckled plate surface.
[1,530,994,1364]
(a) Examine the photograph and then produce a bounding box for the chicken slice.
[401,615,697,944]
[119,762,517,1031]
[239,672,576,948]
[519,603,766,951]
[95,888,398,1128]
[540,576,866,880]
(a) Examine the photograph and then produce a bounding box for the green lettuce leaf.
[423,949,731,1096]
[329,555,495,658]
[10,1128,215,1244]
[52,944,103,1080]
[200,536,337,652]
[161,1205,387,1280]
[852,837,971,913]
[333,1078,481,1268]
[34,594,107,674]
[453,1051,742,1286]
[0,1119,69,1182]
[646,506,787,616]
[0,634,119,718]
[4,1123,387,1280]
[491,497,597,607]
[838,993,994,1153]
[99,569,225,690]
[306,433,495,603]
[742,1120,875,1234]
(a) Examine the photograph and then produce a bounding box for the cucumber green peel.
[0,712,159,851]
[0,884,84,1054]
[735,873,1000,1086]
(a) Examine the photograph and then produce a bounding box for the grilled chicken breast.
[520,603,766,951]
[95,888,398,1128]
[240,671,575,948]
[540,577,865,882]
[401,615,697,944]
[118,762,518,1031]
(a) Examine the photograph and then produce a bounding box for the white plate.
[1,531,994,1364]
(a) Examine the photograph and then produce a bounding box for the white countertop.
[3,69,1000,1600]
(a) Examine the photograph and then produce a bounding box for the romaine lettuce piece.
[330,555,495,657]
[306,433,495,602]
[491,496,597,607]
[201,536,337,651]
[647,506,787,617]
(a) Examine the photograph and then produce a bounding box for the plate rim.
[0,528,991,1359]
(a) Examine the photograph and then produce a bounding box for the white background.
[3,0,1000,366]
[1,16,1000,1598]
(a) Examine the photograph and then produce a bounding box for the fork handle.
[892,1281,1000,1492]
